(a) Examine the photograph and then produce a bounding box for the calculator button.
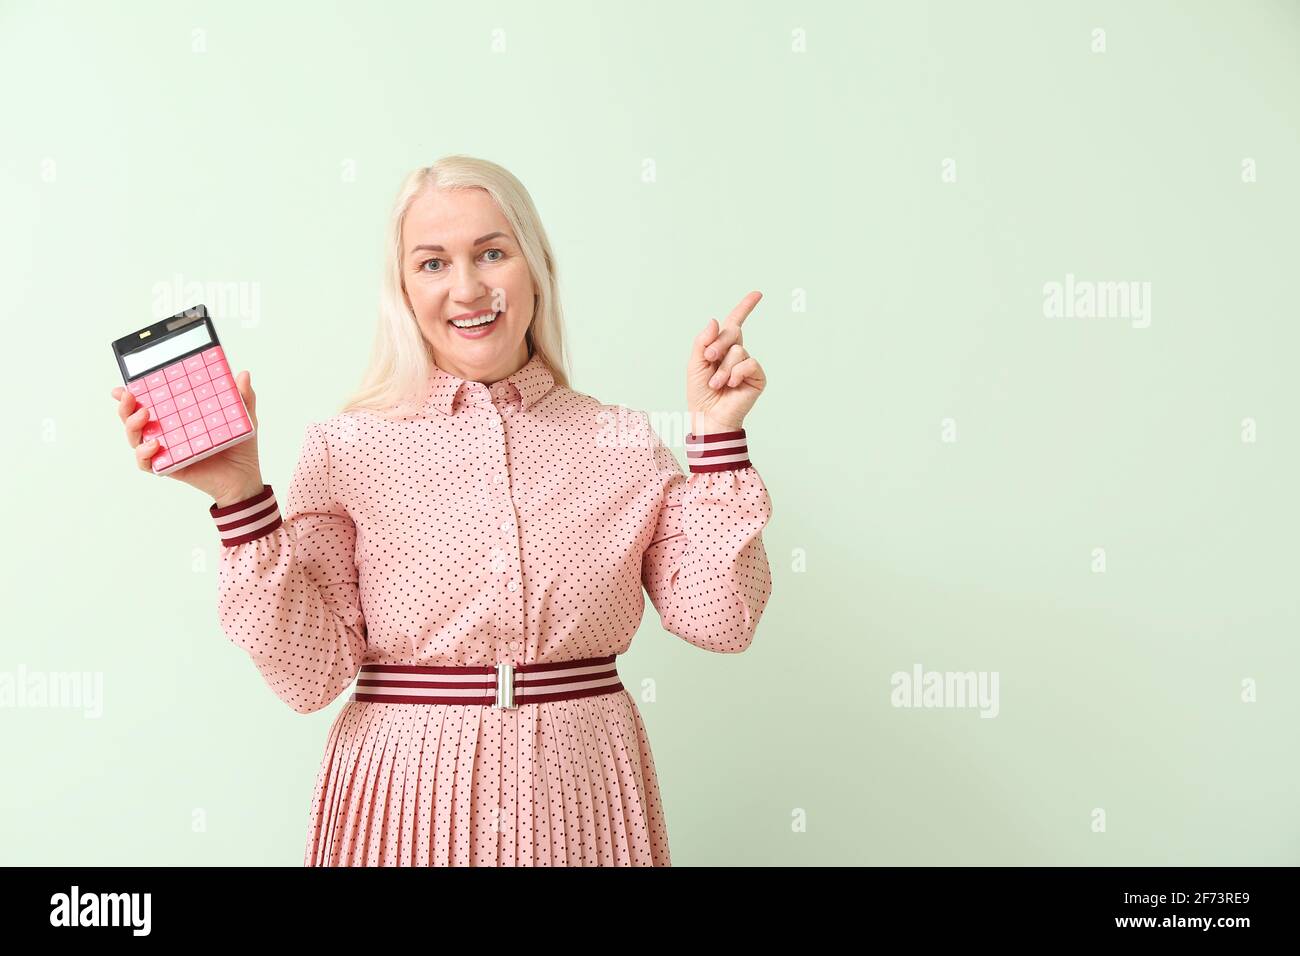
[184,420,205,439]
[145,371,167,389]
[160,415,182,433]
[171,441,193,461]
[134,389,153,408]
[189,433,213,454]
[180,405,202,424]
[163,426,186,447]
[187,366,211,387]
[227,417,250,437]
[217,388,240,409]
[209,373,234,392]
[209,425,232,444]
[194,383,216,403]
[200,398,222,416]
[144,405,159,423]
[223,404,244,423]
[142,421,163,440]
[208,359,230,377]
[183,355,206,374]
[151,451,173,470]
[150,386,171,405]
[164,362,188,382]
[205,411,226,430]
[202,347,225,365]
[174,390,196,409]
[154,398,177,418]
[128,380,149,397]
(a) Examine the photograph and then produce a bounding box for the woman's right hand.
[111,369,266,507]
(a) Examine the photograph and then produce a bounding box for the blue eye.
[420,249,504,272]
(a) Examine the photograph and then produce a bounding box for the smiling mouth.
[449,311,499,329]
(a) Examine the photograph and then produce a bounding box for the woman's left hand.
[687,290,766,434]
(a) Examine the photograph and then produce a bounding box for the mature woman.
[111,155,774,866]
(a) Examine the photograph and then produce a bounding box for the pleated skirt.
[302,687,671,866]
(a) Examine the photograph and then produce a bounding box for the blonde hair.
[340,155,571,417]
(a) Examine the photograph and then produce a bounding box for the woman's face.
[401,186,535,384]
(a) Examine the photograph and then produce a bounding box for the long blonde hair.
[340,155,571,417]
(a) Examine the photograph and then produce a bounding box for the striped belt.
[350,654,622,708]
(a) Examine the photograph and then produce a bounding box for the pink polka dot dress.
[207,352,773,866]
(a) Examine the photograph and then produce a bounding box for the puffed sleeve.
[208,422,367,714]
[641,426,773,652]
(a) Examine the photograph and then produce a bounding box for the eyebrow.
[409,232,509,256]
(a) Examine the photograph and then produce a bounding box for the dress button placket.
[491,398,524,662]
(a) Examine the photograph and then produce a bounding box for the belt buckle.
[494,662,517,709]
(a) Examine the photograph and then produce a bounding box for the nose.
[450,261,490,307]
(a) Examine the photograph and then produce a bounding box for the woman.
[110,155,774,866]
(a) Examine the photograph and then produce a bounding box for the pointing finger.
[704,291,761,360]
[722,291,762,331]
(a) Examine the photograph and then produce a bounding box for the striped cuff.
[209,484,283,547]
[685,429,751,473]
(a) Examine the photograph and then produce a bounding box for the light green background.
[2,0,1297,865]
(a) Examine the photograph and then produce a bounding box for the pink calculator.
[111,304,255,476]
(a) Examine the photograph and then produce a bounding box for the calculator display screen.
[123,323,214,378]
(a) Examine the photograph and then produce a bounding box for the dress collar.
[423,351,556,416]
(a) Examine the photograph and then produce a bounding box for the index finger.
[720,290,762,330]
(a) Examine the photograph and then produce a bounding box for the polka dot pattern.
[212,353,774,866]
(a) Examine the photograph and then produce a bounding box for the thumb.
[236,370,257,424]
[690,318,718,370]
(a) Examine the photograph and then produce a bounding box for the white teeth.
[451,312,498,328]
